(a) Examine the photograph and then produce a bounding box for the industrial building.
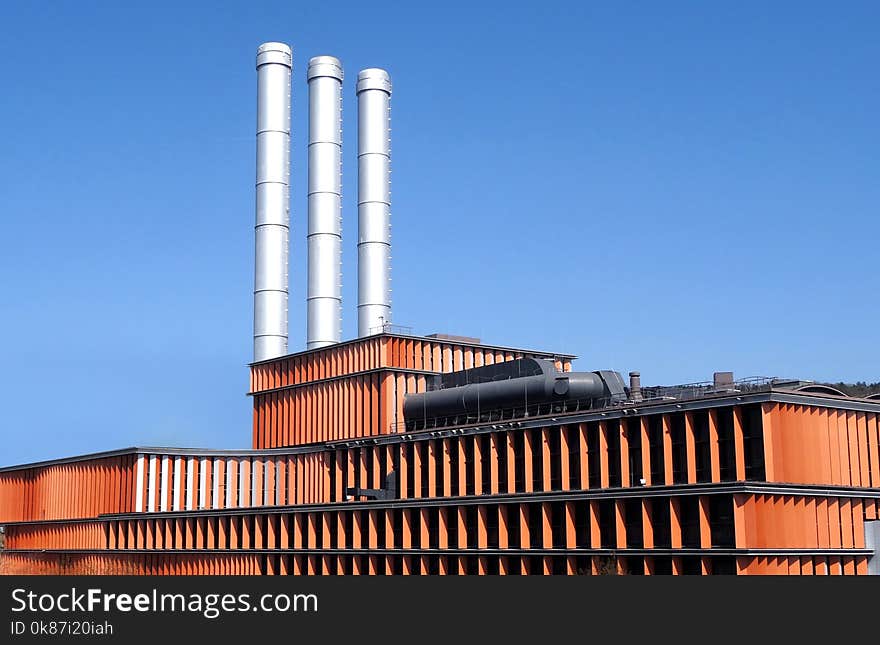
[1,43,878,575]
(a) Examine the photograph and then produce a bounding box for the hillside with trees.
[823,382,880,398]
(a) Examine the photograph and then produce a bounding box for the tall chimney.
[253,42,291,362]
[356,68,393,337]
[306,56,343,349]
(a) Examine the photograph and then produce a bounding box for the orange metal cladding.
[0,454,136,522]
[3,389,880,575]
[249,334,571,449]
[761,402,880,487]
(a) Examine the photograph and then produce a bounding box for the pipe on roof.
[403,359,627,429]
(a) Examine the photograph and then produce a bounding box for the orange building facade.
[1,333,879,575]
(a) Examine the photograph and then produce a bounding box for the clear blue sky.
[1,1,877,465]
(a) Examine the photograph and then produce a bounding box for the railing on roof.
[367,322,414,336]
[638,376,780,402]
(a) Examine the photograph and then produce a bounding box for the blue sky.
[1,1,877,465]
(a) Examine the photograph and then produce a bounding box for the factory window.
[648,416,665,483]
[427,507,439,549]
[715,409,736,482]
[627,556,644,575]
[598,500,617,549]
[653,557,673,575]
[709,495,735,548]
[345,511,354,550]
[464,439,475,495]
[480,435,492,493]
[446,508,458,548]
[587,424,601,489]
[682,557,703,575]
[506,505,520,547]
[552,556,567,575]
[712,556,736,575]
[497,432,509,493]
[574,555,591,576]
[679,497,701,549]
[626,419,642,486]
[567,428,581,490]
[435,441,445,496]
[418,443,429,497]
[575,502,589,547]
[352,450,362,497]
[379,448,389,490]
[402,444,414,499]
[408,510,420,550]
[486,505,500,549]
[313,514,323,549]
[548,429,562,491]
[528,503,543,549]
[528,555,543,575]
[606,421,622,488]
[550,501,566,549]
[328,513,338,548]
[693,411,711,483]
[449,441,461,496]
[376,511,386,549]
[390,447,401,498]
[466,506,478,549]
[624,499,644,548]
[670,414,687,484]
[741,405,766,481]
[513,431,525,492]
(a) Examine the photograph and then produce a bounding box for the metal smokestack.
[629,371,643,402]
[253,42,292,362]
[306,56,344,349]
[356,68,393,337]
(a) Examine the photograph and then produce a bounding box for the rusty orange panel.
[506,432,517,494]
[856,413,870,487]
[683,412,699,484]
[513,431,529,493]
[473,435,484,496]
[845,411,860,487]
[761,403,781,482]
[868,413,880,488]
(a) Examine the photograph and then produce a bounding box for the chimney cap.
[256,42,291,68]
[307,55,343,81]
[629,371,640,378]
[357,68,392,95]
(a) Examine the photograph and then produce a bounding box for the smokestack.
[253,42,292,362]
[306,56,343,349]
[629,371,643,402]
[356,68,393,337]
